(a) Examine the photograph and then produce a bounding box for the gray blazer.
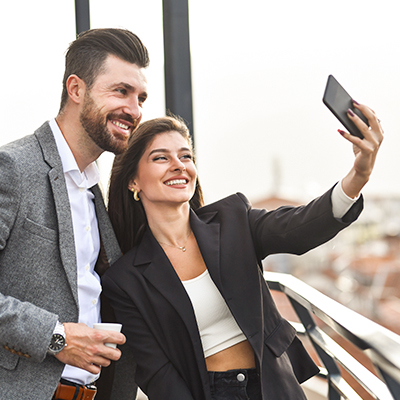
[0,122,136,399]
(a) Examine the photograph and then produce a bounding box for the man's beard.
[80,93,132,155]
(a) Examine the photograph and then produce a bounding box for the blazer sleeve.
[0,150,57,364]
[238,186,363,260]
[102,274,196,400]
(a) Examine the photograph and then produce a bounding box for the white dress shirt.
[50,119,101,385]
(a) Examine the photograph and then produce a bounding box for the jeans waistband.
[208,368,258,388]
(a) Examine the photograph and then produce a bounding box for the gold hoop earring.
[129,185,140,201]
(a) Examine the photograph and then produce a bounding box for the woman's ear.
[128,180,139,192]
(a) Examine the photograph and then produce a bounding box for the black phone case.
[323,75,368,139]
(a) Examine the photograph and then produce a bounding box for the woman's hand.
[339,101,383,198]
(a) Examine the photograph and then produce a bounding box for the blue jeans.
[208,368,261,400]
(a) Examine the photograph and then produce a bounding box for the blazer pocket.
[264,319,296,357]
[23,218,57,242]
[0,347,19,371]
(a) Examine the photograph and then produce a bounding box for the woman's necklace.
[158,231,192,252]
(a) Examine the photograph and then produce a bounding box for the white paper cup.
[93,323,122,348]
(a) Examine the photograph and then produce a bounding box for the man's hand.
[54,323,126,374]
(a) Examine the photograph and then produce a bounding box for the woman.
[103,105,382,400]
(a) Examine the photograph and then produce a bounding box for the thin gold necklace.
[158,231,192,252]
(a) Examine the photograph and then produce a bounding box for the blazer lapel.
[189,210,223,292]
[138,229,199,330]
[35,122,79,309]
[91,184,122,275]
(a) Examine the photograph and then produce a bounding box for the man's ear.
[65,74,86,105]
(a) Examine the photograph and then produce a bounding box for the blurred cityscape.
[254,194,400,336]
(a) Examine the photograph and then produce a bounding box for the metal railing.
[265,271,400,400]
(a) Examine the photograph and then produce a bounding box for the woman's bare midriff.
[205,340,256,371]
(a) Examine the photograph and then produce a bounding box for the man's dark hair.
[59,28,149,112]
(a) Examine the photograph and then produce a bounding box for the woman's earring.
[130,187,140,202]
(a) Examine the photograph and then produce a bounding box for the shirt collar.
[49,118,100,188]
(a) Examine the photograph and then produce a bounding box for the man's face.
[80,55,148,155]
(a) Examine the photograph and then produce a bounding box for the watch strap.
[53,321,65,337]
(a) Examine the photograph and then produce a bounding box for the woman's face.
[131,131,197,209]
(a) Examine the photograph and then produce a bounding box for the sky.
[1,0,400,205]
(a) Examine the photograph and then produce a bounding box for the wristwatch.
[47,321,66,355]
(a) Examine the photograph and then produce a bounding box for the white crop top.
[182,269,247,358]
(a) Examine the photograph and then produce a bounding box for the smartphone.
[323,75,368,139]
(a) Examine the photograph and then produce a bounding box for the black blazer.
[103,188,363,400]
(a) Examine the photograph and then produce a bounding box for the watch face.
[49,333,66,352]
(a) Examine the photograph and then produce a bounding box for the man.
[0,28,149,400]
